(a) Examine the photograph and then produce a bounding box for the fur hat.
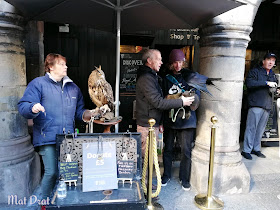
[169,49,185,63]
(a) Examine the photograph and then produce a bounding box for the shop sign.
[154,28,200,45]
[82,141,118,192]
[169,28,200,41]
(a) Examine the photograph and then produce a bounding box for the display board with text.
[262,101,279,141]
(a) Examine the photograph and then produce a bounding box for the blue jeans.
[162,128,195,184]
[38,144,57,198]
[243,107,269,153]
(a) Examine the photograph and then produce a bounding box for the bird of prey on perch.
[88,65,114,117]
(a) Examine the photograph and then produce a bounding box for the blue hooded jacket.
[18,74,86,147]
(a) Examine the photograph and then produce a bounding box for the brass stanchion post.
[143,119,163,210]
[147,119,155,209]
[194,116,224,210]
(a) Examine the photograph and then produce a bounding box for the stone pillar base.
[0,151,41,204]
[191,148,250,194]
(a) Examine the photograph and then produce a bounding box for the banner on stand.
[82,141,118,192]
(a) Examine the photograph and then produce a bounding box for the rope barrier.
[141,130,162,198]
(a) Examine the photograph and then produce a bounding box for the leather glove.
[83,108,100,122]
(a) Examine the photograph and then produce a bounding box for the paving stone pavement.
[1,142,279,210]
[157,141,280,210]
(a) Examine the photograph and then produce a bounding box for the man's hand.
[181,95,195,106]
[32,103,45,114]
[267,81,278,88]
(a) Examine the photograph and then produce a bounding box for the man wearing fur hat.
[161,49,201,191]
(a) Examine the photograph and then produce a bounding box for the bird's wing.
[88,87,103,107]
[184,72,213,96]
[102,81,115,110]
[206,78,222,91]
[184,72,221,96]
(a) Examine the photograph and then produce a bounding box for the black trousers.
[162,128,195,184]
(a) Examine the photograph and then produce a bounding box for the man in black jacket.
[136,49,194,161]
[241,52,279,160]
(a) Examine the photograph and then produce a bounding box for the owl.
[88,66,114,113]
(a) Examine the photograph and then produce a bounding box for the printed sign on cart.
[59,162,79,181]
[82,141,118,192]
[117,160,134,179]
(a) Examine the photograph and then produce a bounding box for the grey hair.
[142,49,160,64]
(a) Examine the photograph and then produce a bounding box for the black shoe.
[152,196,160,202]
[161,176,170,187]
[241,151,252,160]
[251,150,266,158]
[144,194,160,202]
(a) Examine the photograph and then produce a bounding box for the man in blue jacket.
[18,53,95,199]
[241,52,279,160]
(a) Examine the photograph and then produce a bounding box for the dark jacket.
[162,68,200,129]
[18,74,86,147]
[136,65,183,127]
[246,65,277,111]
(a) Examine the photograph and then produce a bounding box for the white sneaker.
[182,185,191,191]
[181,181,191,191]
[161,178,170,187]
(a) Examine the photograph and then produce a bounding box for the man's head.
[142,49,163,72]
[262,52,277,71]
[169,49,186,73]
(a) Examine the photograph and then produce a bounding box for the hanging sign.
[59,162,79,182]
[117,160,134,179]
[82,140,118,192]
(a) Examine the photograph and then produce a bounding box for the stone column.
[25,21,45,82]
[191,0,262,194]
[0,0,41,204]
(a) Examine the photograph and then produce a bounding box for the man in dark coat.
[136,49,194,161]
[241,52,279,160]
